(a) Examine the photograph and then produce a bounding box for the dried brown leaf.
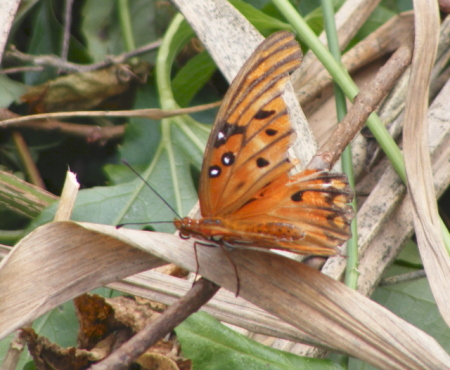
[20,328,94,370]
[0,221,164,339]
[403,0,450,326]
[1,221,449,368]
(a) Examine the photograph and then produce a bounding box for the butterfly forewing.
[199,31,302,216]
[176,31,354,257]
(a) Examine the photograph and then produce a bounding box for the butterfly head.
[174,217,225,242]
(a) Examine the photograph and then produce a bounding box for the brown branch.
[89,278,220,370]
[0,109,125,144]
[307,37,414,171]
[11,131,45,189]
[60,0,74,63]
[0,101,220,127]
[0,101,220,143]
[5,40,161,73]
[0,66,44,74]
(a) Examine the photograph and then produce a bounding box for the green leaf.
[371,266,450,352]
[24,0,61,84]
[350,6,397,48]
[81,0,159,63]
[31,17,208,232]
[230,0,293,33]
[0,75,26,108]
[176,312,342,370]
[395,239,423,267]
[172,51,217,107]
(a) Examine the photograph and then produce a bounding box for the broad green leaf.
[24,0,61,85]
[81,0,159,63]
[31,16,207,232]
[172,51,217,108]
[176,312,342,370]
[24,0,88,84]
[230,0,293,33]
[0,75,26,108]
[371,266,450,351]
[395,240,423,267]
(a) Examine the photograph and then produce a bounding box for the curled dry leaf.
[20,328,95,369]
[20,62,150,113]
[403,0,450,327]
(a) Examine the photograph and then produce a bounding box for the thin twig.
[0,101,221,128]
[61,0,74,63]
[0,108,125,143]
[11,131,45,189]
[307,37,414,171]
[89,278,220,370]
[379,270,426,286]
[0,66,44,74]
[5,40,161,73]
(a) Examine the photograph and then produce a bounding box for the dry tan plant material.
[403,0,450,326]
[1,0,450,368]
[1,221,450,368]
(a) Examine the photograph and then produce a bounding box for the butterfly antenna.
[116,220,173,229]
[122,159,182,219]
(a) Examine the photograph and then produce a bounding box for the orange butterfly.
[174,31,354,256]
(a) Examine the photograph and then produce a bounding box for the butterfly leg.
[192,240,219,286]
[191,240,241,296]
[220,243,241,297]
[192,241,202,287]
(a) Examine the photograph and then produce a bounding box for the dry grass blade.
[295,12,414,117]
[54,171,79,221]
[40,223,450,366]
[0,222,450,368]
[0,222,165,340]
[1,221,449,367]
[403,0,450,325]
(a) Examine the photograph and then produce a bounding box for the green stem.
[321,0,359,288]
[117,0,136,52]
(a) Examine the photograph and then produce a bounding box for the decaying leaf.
[20,62,150,113]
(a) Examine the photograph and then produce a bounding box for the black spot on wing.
[222,152,235,166]
[256,157,270,168]
[209,165,221,178]
[254,109,275,120]
[214,122,246,148]
[291,191,303,202]
[265,128,278,136]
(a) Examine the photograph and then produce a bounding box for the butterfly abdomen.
[240,222,305,241]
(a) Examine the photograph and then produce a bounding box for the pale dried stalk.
[295,12,414,116]
[403,0,450,326]
[54,171,79,221]
[296,0,382,85]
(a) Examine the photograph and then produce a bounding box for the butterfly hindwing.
[199,31,302,216]
[222,170,354,254]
